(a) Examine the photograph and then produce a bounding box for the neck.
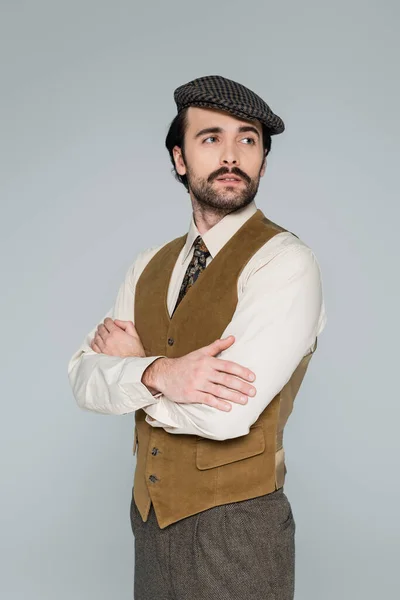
[190,197,253,236]
[191,204,228,235]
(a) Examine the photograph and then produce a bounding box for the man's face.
[173,106,267,211]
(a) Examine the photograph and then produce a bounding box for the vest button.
[167,337,174,346]
[149,474,159,483]
[151,447,159,456]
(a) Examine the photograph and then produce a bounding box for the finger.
[202,380,248,404]
[209,370,256,396]
[93,334,105,352]
[199,393,232,412]
[104,317,118,332]
[92,342,102,353]
[97,324,109,342]
[203,335,235,356]
[114,319,135,333]
[209,357,256,383]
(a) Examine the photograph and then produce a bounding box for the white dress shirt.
[68,201,327,440]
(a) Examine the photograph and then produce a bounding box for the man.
[68,74,327,600]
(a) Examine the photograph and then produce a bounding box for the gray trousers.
[130,487,295,600]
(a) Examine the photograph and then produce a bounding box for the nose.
[219,142,240,167]
[221,157,238,166]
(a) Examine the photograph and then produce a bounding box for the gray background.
[1,1,399,598]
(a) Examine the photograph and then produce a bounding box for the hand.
[90,318,146,357]
[142,335,257,412]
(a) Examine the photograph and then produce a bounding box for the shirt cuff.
[144,396,182,428]
[118,355,167,409]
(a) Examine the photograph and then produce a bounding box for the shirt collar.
[181,201,258,264]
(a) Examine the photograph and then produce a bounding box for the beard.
[185,163,263,212]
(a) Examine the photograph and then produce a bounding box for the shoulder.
[239,230,327,334]
[241,230,324,287]
[249,229,321,267]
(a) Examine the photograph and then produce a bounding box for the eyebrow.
[194,125,261,140]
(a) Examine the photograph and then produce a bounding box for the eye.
[203,136,218,143]
[242,137,256,145]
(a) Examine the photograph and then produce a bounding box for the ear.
[172,145,186,176]
[259,153,267,177]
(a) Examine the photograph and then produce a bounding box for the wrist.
[141,357,170,395]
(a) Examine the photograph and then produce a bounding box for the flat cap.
[174,74,285,135]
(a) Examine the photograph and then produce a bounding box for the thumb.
[114,319,136,335]
[204,335,235,356]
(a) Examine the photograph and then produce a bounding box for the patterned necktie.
[173,235,211,315]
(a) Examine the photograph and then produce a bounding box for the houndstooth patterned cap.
[174,74,285,135]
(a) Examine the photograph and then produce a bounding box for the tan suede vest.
[132,208,317,528]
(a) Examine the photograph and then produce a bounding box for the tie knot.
[193,235,210,257]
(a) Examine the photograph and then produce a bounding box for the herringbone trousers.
[130,487,295,599]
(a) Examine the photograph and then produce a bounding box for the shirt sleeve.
[143,243,327,439]
[67,247,168,415]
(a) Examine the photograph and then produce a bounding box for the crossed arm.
[68,243,325,440]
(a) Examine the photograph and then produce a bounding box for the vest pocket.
[195,424,265,470]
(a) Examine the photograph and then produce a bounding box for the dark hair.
[165,107,272,191]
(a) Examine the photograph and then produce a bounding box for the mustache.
[208,167,251,184]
